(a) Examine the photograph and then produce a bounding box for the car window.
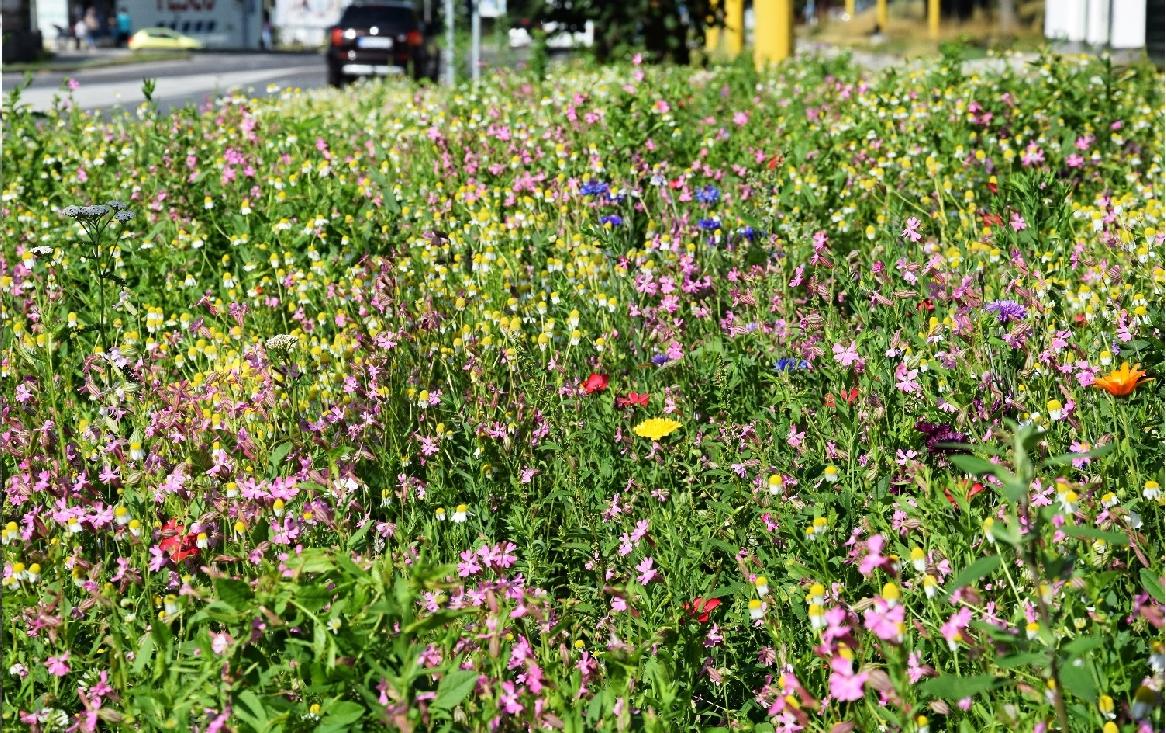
[337,5,416,30]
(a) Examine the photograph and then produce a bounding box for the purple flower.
[698,217,721,231]
[580,180,609,196]
[915,420,969,456]
[600,214,624,226]
[695,185,720,204]
[984,299,1027,323]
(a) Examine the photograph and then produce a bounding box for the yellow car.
[128,27,203,50]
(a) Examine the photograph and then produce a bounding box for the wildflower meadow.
[1,51,1163,732]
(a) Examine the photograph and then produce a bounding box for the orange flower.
[1092,362,1147,397]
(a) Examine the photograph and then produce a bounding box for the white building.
[34,0,262,48]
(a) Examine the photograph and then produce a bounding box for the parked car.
[507,20,594,49]
[127,27,203,50]
[327,2,437,86]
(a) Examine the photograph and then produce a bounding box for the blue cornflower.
[695,185,720,204]
[606,192,627,204]
[580,181,609,196]
[600,214,624,226]
[651,354,672,366]
[698,218,721,231]
[984,299,1027,323]
[774,357,810,372]
[738,226,756,240]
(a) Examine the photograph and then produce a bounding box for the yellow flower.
[632,418,682,441]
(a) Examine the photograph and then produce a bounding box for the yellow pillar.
[876,0,888,30]
[754,0,794,69]
[706,0,745,57]
[928,0,940,39]
[845,0,855,19]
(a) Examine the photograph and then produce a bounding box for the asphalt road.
[2,44,528,115]
[3,53,331,114]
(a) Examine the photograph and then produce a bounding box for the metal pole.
[444,0,454,86]
[928,0,939,39]
[753,0,794,68]
[471,0,481,83]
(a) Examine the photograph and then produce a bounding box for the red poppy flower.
[582,373,609,394]
[944,481,986,507]
[986,181,998,194]
[825,387,859,409]
[982,212,1003,228]
[683,597,722,623]
[158,521,200,562]
[917,298,934,313]
[767,154,782,170]
[616,391,650,408]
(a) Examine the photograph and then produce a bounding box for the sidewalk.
[6,46,320,74]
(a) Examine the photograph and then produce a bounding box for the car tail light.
[406,29,422,46]
[330,28,344,46]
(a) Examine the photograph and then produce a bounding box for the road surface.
[2,53,329,114]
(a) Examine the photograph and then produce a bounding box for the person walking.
[75,16,94,49]
[83,6,100,48]
[117,6,132,46]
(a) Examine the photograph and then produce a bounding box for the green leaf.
[269,441,293,475]
[1062,635,1104,658]
[1042,441,1115,467]
[948,455,1002,477]
[1062,524,1129,547]
[919,673,997,700]
[996,652,1050,670]
[235,690,269,732]
[947,555,1001,593]
[432,669,479,711]
[132,632,155,677]
[293,548,336,574]
[317,701,365,732]
[1059,660,1098,703]
[214,578,252,611]
[1141,569,1165,604]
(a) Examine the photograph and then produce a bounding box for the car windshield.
[338,5,416,29]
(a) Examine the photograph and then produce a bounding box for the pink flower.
[1010,212,1027,231]
[894,362,920,394]
[832,341,861,367]
[901,216,922,243]
[46,653,70,677]
[210,631,232,655]
[635,556,659,584]
[907,651,934,683]
[940,607,973,649]
[857,534,888,576]
[862,599,904,643]
[827,656,868,702]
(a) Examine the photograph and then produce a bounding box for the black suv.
[327,2,437,85]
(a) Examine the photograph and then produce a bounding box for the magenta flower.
[832,341,861,368]
[827,656,868,702]
[907,651,934,683]
[857,534,888,576]
[940,607,973,649]
[862,599,904,643]
[635,556,659,585]
[901,216,922,243]
[45,653,70,677]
